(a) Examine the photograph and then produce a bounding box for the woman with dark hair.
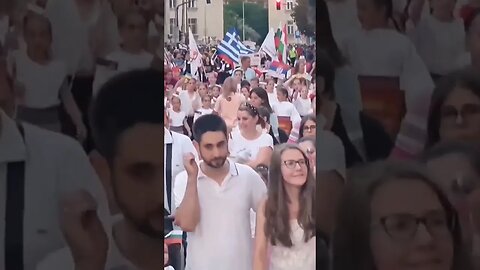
[426,67,480,149]
[257,106,288,145]
[253,144,315,270]
[316,50,393,167]
[229,102,273,168]
[333,161,473,270]
[423,142,480,266]
[343,0,435,158]
[298,114,316,139]
[249,87,282,142]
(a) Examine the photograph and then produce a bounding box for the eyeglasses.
[283,159,307,169]
[303,125,316,132]
[440,104,480,125]
[376,211,453,241]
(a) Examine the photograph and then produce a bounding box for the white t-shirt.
[169,109,186,127]
[176,160,267,270]
[229,132,274,162]
[193,108,214,122]
[179,90,201,116]
[8,50,67,108]
[93,49,154,95]
[294,97,312,116]
[407,14,466,75]
[267,90,278,107]
[273,101,302,126]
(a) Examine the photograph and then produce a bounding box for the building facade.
[268,0,302,44]
[165,0,224,44]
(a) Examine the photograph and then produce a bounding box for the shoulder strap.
[5,122,26,270]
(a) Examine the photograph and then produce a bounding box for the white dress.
[269,220,316,270]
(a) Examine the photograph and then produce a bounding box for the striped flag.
[165,230,183,245]
[274,23,287,63]
[267,60,291,79]
[217,28,254,66]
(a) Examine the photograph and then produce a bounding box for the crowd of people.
[2,0,480,269]
[164,0,480,269]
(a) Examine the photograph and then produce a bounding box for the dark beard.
[203,157,227,169]
[112,182,164,239]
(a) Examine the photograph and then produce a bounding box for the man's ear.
[193,140,200,154]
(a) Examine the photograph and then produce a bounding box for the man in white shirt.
[174,114,267,270]
[0,56,110,270]
[35,69,166,269]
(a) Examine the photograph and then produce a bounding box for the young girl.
[8,11,85,138]
[168,95,191,137]
[253,144,315,270]
[294,84,313,117]
[274,86,302,134]
[407,0,466,79]
[193,95,213,123]
[92,10,153,95]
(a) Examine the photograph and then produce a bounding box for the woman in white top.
[253,144,315,270]
[9,12,85,137]
[265,78,278,107]
[456,9,480,69]
[274,86,302,128]
[229,102,274,168]
[168,95,191,136]
[344,0,435,157]
[92,11,154,95]
[407,0,466,79]
[294,84,313,117]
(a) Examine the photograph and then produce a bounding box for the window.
[169,0,176,9]
[170,18,176,35]
[188,18,198,35]
[187,0,197,8]
[286,0,294,10]
[287,20,295,35]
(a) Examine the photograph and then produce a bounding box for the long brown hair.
[332,161,472,270]
[264,144,315,247]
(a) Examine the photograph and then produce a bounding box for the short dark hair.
[241,80,250,88]
[192,114,228,143]
[426,67,480,149]
[90,68,164,162]
[276,86,288,98]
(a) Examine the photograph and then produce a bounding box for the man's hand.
[60,190,108,270]
[183,153,198,179]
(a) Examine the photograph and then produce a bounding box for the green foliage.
[292,0,315,37]
[224,1,268,43]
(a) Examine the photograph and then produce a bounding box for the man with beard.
[174,114,267,270]
[36,69,171,269]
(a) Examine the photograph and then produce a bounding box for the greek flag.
[217,28,254,66]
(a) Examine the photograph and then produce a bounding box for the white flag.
[260,28,276,59]
[188,28,203,79]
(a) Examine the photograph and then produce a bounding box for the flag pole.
[242,1,245,41]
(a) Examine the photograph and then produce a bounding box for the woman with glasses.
[253,144,315,270]
[426,67,480,149]
[332,161,473,270]
[423,142,480,267]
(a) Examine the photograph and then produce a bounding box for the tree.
[224,2,268,43]
[292,0,315,38]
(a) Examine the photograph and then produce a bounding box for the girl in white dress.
[344,0,435,158]
[253,144,315,270]
[407,0,466,78]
